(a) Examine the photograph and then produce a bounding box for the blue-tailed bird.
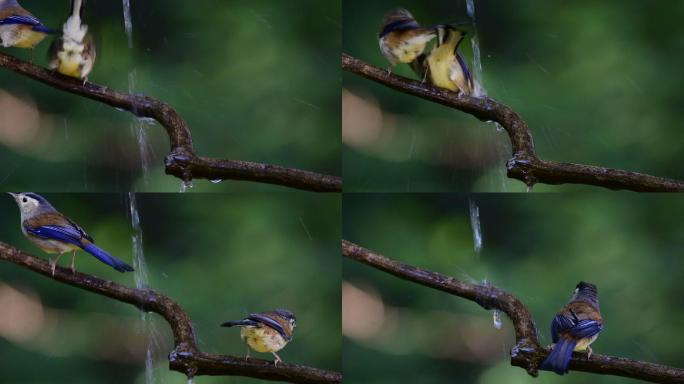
[421,24,473,95]
[221,309,297,366]
[48,0,96,81]
[378,8,436,74]
[540,281,603,375]
[8,192,134,275]
[0,0,55,50]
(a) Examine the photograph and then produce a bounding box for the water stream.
[128,193,161,383]
[123,0,133,48]
[468,199,482,258]
[465,0,509,191]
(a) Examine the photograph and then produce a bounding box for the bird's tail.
[221,319,258,328]
[81,241,134,273]
[31,25,59,34]
[540,337,576,375]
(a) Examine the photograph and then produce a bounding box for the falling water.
[466,0,486,98]
[128,193,160,383]
[468,199,482,258]
[481,279,503,329]
[465,0,508,191]
[128,71,152,185]
[122,0,133,48]
[179,180,193,193]
[492,309,502,329]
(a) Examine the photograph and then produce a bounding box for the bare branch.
[342,53,684,192]
[0,52,341,192]
[0,241,342,384]
[342,240,684,383]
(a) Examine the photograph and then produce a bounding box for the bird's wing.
[569,319,602,339]
[550,313,575,343]
[248,313,289,340]
[63,215,94,243]
[0,14,42,27]
[24,223,84,247]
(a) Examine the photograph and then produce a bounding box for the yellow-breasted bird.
[221,309,296,366]
[378,8,436,73]
[0,0,55,50]
[48,0,95,81]
[423,25,473,95]
[540,281,603,375]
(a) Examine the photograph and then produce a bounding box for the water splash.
[468,199,482,258]
[180,180,193,193]
[128,70,152,185]
[492,309,502,329]
[122,0,133,48]
[128,193,160,384]
[466,0,486,97]
[465,1,508,191]
[210,179,223,184]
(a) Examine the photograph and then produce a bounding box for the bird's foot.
[586,346,593,359]
[49,260,57,277]
[272,352,282,367]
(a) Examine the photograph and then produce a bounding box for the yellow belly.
[240,326,287,353]
[574,334,599,351]
[428,55,459,92]
[0,25,47,48]
[12,29,46,48]
[58,58,82,78]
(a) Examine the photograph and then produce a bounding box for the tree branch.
[0,52,342,192]
[342,240,684,383]
[342,53,684,192]
[0,241,342,384]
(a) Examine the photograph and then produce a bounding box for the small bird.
[423,25,474,95]
[48,0,96,81]
[8,192,134,276]
[540,281,603,375]
[0,0,55,50]
[221,309,297,366]
[378,8,436,73]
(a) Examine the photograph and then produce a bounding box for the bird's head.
[8,192,52,216]
[272,309,297,332]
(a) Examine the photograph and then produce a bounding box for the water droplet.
[492,310,502,329]
[180,180,193,193]
[469,199,482,258]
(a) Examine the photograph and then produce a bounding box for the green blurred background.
[0,193,341,383]
[0,0,340,192]
[343,193,684,383]
[342,0,684,192]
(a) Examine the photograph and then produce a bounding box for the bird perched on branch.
[48,0,96,81]
[419,24,473,95]
[221,309,297,366]
[378,8,436,74]
[8,192,134,276]
[540,281,603,375]
[0,0,55,50]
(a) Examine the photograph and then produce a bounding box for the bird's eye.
[22,198,27,203]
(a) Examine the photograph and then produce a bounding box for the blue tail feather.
[81,242,134,273]
[31,25,58,34]
[540,337,576,375]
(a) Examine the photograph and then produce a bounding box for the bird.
[221,309,297,366]
[378,8,436,74]
[48,0,96,81]
[8,192,134,276]
[540,281,603,375]
[423,25,474,95]
[0,0,55,51]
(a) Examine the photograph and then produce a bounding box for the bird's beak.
[7,192,17,199]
